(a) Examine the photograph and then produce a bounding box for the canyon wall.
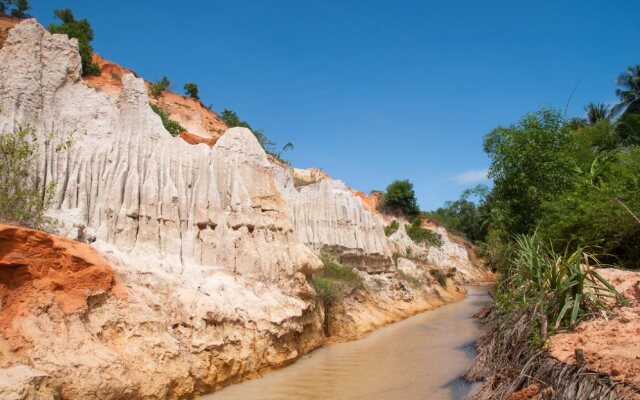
[0,19,490,399]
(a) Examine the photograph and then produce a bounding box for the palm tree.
[584,102,611,125]
[277,142,294,158]
[612,64,640,117]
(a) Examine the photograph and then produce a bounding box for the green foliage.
[150,103,185,137]
[0,0,30,18]
[383,179,420,218]
[48,9,101,76]
[426,184,491,243]
[0,127,56,229]
[150,77,170,98]
[499,233,627,330]
[539,146,640,265]
[612,64,640,117]
[384,219,399,236]
[484,107,574,238]
[183,82,199,100]
[318,253,363,286]
[311,276,341,306]
[405,217,443,247]
[584,102,611,125]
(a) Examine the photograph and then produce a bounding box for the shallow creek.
[206,286,492,400]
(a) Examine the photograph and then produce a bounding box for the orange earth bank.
[0,225,119,349]
[549,268,640,388]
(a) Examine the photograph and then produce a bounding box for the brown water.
[205,286,491,400]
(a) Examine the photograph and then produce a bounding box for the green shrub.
[311,276,340,306]
[150,77,170,98]
[501,233,627,330]
[0,127,56,229]
[183,82,199,100]
[48,9,101,76]
[384,219,399,236]
[406,217,443,247]
[150,103,185,137]
[383,179,420,218]
[0,0,30,18]
[319,253,363,286]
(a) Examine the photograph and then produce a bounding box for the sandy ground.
[549,268,640,388]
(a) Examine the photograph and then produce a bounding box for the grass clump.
[150,103,185,137]
[406,217,443,247]
[500,233,627,330]
[150,76,170,98]
[311,253,363,335]
[384,219,399,236]
[0,127,58,229]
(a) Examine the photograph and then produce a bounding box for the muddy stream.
[205,286,492,400]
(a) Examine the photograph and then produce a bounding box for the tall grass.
[499,232,627,330]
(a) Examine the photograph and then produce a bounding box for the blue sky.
[29,0,640,210]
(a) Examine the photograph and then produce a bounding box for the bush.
[150,103,185,136]
[0,0,31,18]
[48,9,101,76]
[0,127,55,229]
[318,253,363,286]
[183,82,199,100]
[384,179,420,218]
[384,219,399,236]
[500,233,627,330]
[406,217,443,247]
[150,77,170,98]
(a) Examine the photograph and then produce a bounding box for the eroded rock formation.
[0,19,491,399]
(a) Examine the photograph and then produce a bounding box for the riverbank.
[464,269,640,400]
[206,286,492,400]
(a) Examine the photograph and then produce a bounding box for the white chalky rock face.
[0,19,324,399]
[0,19,319,285]
[276,174,392,273]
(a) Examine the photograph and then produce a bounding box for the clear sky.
[29,0,640,210]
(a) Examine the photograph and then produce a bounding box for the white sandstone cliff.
[0,19,490,399]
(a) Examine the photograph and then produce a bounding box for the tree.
[384,179,420,218]
[278,142,294,158]
[183,82,199,100]
[150,76,170,98]
[484,108,574,236]
[0,0,30,18]
[612,64,640,117]
[584,102,610,125]
[48,8,101,76]
[11,0,29,18]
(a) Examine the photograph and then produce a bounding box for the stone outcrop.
[0,18,491,399]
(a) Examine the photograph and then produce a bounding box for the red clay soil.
[549,268,640,388]
[83,54,228,143]
[350,190,382,213]
[0,12,19,48]
[179,131,216,147]
[0,225,116,348]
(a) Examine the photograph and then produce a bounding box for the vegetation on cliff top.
[150,103,185,137]
[48,8,101,76]
[0,0,30,18]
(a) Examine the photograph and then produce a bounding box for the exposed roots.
[463,307,639,400]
